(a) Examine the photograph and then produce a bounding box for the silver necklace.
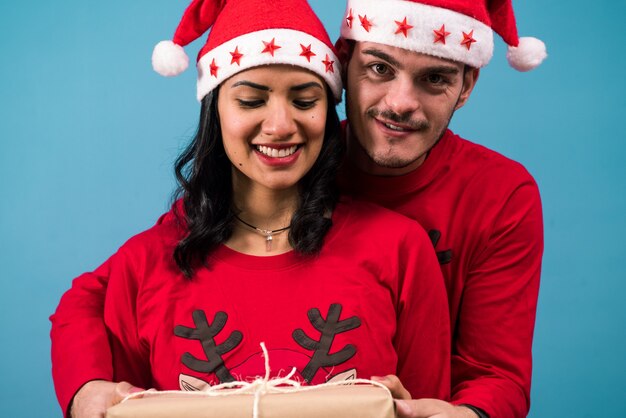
[234,215,291,252]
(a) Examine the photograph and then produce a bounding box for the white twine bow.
[121,342,391,418]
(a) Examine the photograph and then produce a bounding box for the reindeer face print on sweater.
[173,303,362,390]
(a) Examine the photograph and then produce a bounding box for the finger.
[395,399,417,418]
[109,381,144,406]
[399,398,449,417]
[371,375,411,400]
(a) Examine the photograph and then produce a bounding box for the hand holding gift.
[372,375,480,418]
[71,380,143,418]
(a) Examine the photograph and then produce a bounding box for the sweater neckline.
[209,199,351,271]
[341,128,457,198]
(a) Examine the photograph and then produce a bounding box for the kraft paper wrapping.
[106,384,394,418]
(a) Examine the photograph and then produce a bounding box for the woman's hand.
[70,380,143,418]
[371,375,479,418]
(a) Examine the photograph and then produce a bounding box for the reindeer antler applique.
[292,303,361,383]
[174,309,243,383]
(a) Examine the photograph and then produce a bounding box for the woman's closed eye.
[293,98,319,109]
[237,99,265,108]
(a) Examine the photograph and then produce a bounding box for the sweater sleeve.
[395,224,451,401]
[50,212,173,416]
[50,257,115,417]
[103,241,153,389]
[450,180,543,418]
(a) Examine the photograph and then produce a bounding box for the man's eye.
[294,99,318,109]
[426,74,447,85]
[370,63,390,75]
[237,99,264,108]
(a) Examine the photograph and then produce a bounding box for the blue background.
[1,1,624,416]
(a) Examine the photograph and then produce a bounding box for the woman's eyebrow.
[231,81,270,91]
[290,82,323,92]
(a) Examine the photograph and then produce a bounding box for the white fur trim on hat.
[196,29,342,102]
[341,0,494,68]
[152,40,189,77]
[507,37,547,72]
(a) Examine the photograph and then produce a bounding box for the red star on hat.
[322,54,335,73]
[461,30,477,50]
[262,38,281,56]
[300,44,316,62]
[394,17,413,38]
[359,15,373,32]
[230,47,243,65]
[433,25,451,44]
[209,58,219,77]
[346,8,354,29]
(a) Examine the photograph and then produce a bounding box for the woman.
[51,0,450,416]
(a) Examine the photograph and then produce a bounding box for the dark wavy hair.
[172,87,343,277]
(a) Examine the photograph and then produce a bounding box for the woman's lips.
[253,144,303,167]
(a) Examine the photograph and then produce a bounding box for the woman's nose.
[261,102,297,140]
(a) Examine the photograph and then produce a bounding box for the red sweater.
[51,199,450,414]
[339,129,543,417]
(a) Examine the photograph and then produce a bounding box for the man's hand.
[70,380,143,418]
[372,375,479,418]
[394,398,479,418]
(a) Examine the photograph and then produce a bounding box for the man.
[335,1,545,417]
[51,0,546,417]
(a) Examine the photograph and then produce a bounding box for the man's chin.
[368,152,427,172]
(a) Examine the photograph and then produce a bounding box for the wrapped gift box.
[106,384,394,418]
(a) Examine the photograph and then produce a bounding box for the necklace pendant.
[234,215,289,252]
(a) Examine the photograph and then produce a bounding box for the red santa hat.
[340,0,547,71]
[152,0,342,101]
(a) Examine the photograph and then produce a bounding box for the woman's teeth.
[256,145,298,158]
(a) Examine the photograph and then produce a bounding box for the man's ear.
[455,67,480,110]
[334,38,353,84]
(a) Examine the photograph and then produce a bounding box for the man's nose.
[261,102,297,140]
[384,78,421,117]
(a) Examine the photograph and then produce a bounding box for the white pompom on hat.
[152,41,189,77]
[507,37,547,72]
[340,0,547,71]
[152,0,343,102]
